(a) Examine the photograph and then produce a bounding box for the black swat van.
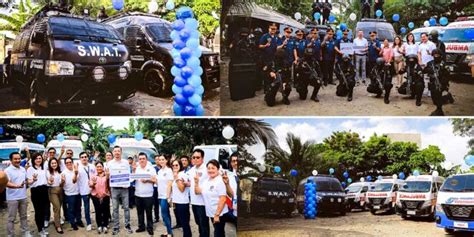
[10,6,134,112]
[250,177,296,217]
[103,12,220,97]
[297,175,347,216]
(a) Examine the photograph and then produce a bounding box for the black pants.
[173,205,181,227]
[213,212,233,237]
[361,5,370,18]
[367,60,376,77]
[153,187,160,221]
[374,3,383,18]
[175,203,191,237]
[129,186,135,208]
[192,205,210,237]
[91,196,110,228]
[136,196,154,231]
[322,60,335,84]
[31,185,50,232]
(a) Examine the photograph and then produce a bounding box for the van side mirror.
[31,32,45,44]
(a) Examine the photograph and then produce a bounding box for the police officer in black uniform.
[229,28,254,63]
[374,0,384,18]
[335,30,355,101]
[293,29,311,100]
[361,0,371,19]
[308,28,323,102]
[252,27,264,90]
[97,6,109,21]
[259,23,279,91]
[368,57,393,104]
[312,0,323,24]
[321,28,337,86]
[264,48,292,106]
[322,0,332,25]
[425,49,452,116]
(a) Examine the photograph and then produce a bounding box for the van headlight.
[45,60,74,76]
[118,66,128,80]
[421,200,432,207]
[436,204,444,214]
[92,66,106,81]
[123,60,132,72]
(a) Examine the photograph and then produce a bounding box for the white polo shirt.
[418,41,436,65]
[157,167,173,199]
[77,163,96,195]
[134,165,157,198]
[403,42,418,56]
[107,159,131,188]
[189,164,208,206]
[26,166,48,188]
[46,171,62,187]
[353,37,368,55]
[5,165,27,201]
[201,175,229,218]
[172,171,190,204]
[62,168,79,196]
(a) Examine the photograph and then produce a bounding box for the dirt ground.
[220,59,474,116]
[238,210,473,237]
[0,191,237,237]
[0,86,220,116]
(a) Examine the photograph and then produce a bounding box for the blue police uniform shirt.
[278,36,296,64]
[311,38,322,61]
[368,39,381,61]
[259,33,279,62]
[336,37,353,61]
[323,39,336,61]
[295,39,309,58]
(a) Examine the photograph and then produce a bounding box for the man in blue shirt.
[367,31,381,77]
[335,29,353,62]
[308,28,323,102]
[259,23,279,91]
[321,28,337,86]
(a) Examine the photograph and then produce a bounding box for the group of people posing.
[4,145,238,237]
[257,23,453,115]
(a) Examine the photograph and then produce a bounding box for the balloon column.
[304,178,317,219]
[171,7,205,116]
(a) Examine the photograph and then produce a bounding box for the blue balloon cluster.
[399,172,405,180]
[37,134,45,143]
[466,155,474,167]
[108,134,116,144]
[112,0,124,11]
[304,179,317,219]
[171,7,205,116]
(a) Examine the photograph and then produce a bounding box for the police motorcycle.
[424,49,453,116]
[294,47,324,102]
[367,57,393,104]
[264,48,291,106]
[335,54,356,101]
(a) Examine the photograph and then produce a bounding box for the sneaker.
[172,225,182,229]
[44,220,49,228]
[42,227,49,235]
[98,227,103,234]
[60,218,65,225]
[103,227,108,234]
[40,230,47,237]
[24,231,33,237]
[112,229,119,235]
[153,219,160,223]
[86,224,92,231]
[126,226,133,234]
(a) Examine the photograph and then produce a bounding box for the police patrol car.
[442,17,474,79]
[436,173,474,234]
[396,174,445,219]
[9,5,134,112]
[366,176,404,214]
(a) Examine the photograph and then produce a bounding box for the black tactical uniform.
[322,0,332,25]
[335,55,356,101]
[361,0,371,19]
[264,48,292,106]
[312,0,323,24]
[425,49,452,116]
[367,57,393,104]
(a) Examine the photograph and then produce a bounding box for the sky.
[246,117,471,170]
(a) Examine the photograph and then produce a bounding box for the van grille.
[442,204,474,221]
[402,201,422,209]
[369,198,385,205]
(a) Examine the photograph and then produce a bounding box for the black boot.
[283,96,290,105]
[384,92,390,104]
[347,88,353,102]
[310,87,320,102]
[416,97,422,106]
[430,107,445,116]
[447,92,455,104]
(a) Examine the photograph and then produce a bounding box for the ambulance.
[396,174,445,219]
[366,177,404,214]
[46,138,84,162]
[435,174,474,234]
[442,17,474,79]
[0,141,45,169]
[112,138,158,164]
[345,182,372,211]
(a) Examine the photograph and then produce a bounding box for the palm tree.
[0,0,42,32]
[82,120,113,157]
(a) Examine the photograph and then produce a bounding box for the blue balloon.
[194,67,204,76]
[165,0,175,10]
[185,18,199,31]
[174,94,188,105]
[195,104,205,116]
[190,31,200,39]
[182,85,195,97]
[376,10,382,17]
[0,127,3,135]
[172,20,185,31]
[112,0,124,11]
[440,17,448,26]
[188,94,202,106]
[347,178,352,183]
[367,175,372,181]
[186,38,200,49]
[187,75,202,87]
[57,134,65,142]
[134,132,143,141]
[408,22,415,29]
[173,103,182,116]
[341,182,346,188]
[170,31,179,41]
[378,175,383,181]
[329,168,335,174]
[180,48,193,60]
[465,155,474,166]
[328,15,336,23]
[400,27,407,34]
[290,169,298,177]
[173,77,187,88]
[274,166,281,173]
[181,66,194,79]
[192,48,203,58]
[429,18,436,26]
[392,14,400,22]
[107,134,116,144]
[336,30,342,39]
[314,12,321,20]
[36,134,45,143]
[399,172,405,180]
[176,6,194,20]
[171,66,181,77]
[172,84,183,95]
[182,105,196,116]
[343,171,349,178]
[413,170,420,176]
[171,48,180,58]
[187,56,201,68]
[173,58,186,68]
[179,29,191,41]
[195,85,204,95]
[339,23,347,31]
[172,39,186,50]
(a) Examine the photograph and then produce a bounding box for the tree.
[408,145,445,172]
[451,118,474,156]
[385,141,419,175]
[82,120,114,157]
[322,131,364,179]
[0,0,42,32]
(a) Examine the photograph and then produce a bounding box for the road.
[0,86,220,116]
[239,210,473,237]
[220,59,474,116]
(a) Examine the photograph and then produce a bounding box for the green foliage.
[0,0,42,32]
[451,118,474,157]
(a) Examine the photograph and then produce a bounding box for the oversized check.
[109,166,130,187]
[340,43,354,55]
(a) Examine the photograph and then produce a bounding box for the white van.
[112,138,158,164]
[442,18,474,79]
[46,139,84,161]
[0,142,45,169]
[366,177,404,214]
[193,144,237,170]
[396,174,445,219]
[410,26,444,42]
[345,182,372,211]
[435,173,474,234]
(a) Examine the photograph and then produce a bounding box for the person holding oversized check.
[107,145,133,235]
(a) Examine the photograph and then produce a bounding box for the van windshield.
[441,28,474,42]
[147,23,173,43]
[371,183,393,192]
[50,147,83,159]
[259,180,292,192]
[49,17,121,43]
[121,147,157,164]
[315,179,343,192]
[359,25,395,41]
[440,175,474,192]
[400,181,431,193]
[0,148,18,160]
[346,185,362,193]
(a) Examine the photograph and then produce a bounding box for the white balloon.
[148,0,159,13]
[432,171,439,177]
[222,126,235,140]
[294,12,302,20]
[258,164,266,172]
[349,13,357,21]
[16,135,23,143]
[424,21,430,27]
[154,134,164,144]
[81,134,89,142]
[360,177,365,182]
[312,170,318,176]
[392,174,398,179]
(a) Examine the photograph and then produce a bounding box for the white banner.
[109,167,130,187]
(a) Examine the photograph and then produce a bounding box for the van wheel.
[340,209,346,216]
[444,228,454,234]
[144,68,171,97]
[29,80,42,115]
[370,209,377,215]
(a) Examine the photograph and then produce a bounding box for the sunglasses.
[285,31,292,34]
[297,34,303,36]
[192,156,202,160]
[343,33,348,35]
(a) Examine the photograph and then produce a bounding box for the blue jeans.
[78,195,91,225]
[192,205,209,237]
[64,194,81,228]
[175,203,191,237]
[111,187,130,230]
[159,199,172,235]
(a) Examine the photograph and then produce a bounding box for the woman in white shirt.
[61,157,80,230]
[27,153,49,236]
[46,158,64,234]
[402,32,420,101]
[156,155,173,237]
[194,159,235,237]
[133,153,157,236]
[171,159,191,237]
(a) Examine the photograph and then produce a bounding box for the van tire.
[370,209,377,215]
[340,209,346,216]
[144,67,171,97]
[444,228,454,234]
[29,79,42,115]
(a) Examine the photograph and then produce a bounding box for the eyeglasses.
[66,152,73,155]
[285,31,292,34]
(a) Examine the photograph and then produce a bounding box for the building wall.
[386,133,422,147]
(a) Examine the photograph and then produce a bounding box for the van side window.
[20,30,32,52]
[361,186,368,193]
[123,26,142,47]
[432,183,437,193]
[393,184,399,192]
